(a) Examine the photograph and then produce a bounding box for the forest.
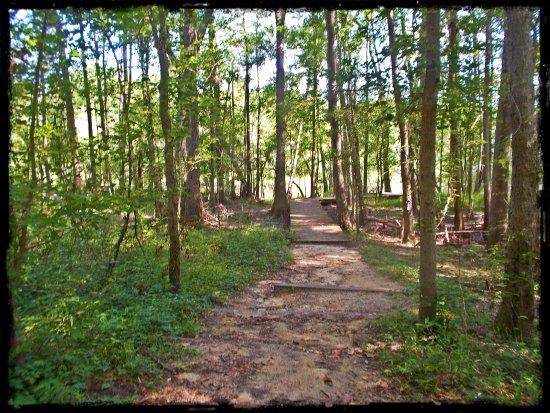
[8,6,542,406]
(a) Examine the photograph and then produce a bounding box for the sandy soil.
[140,200,408,406]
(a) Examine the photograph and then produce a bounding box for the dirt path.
[141,199,406,406]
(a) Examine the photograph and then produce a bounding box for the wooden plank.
[272,282,402,294]
[293,239,350,245]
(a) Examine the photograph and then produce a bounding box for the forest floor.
[140,198,409,406]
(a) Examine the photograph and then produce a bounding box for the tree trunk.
[387,10,414,242]
[382,126,392,193]
[255,61,262,200]
[242,50,252,197]
[77,13,97,189]
[181,9,214,225]
[57,14,83,191]
[93,33,110,193]
[418,8,440,322]
[310,71,318,198]
[363,18,371,195]
[494,8,538,340]
[229,79,237,199]
[150,7,180,292]
[287,122,303,197]
[446,10,464,231]
[487,23,512,248]
[347,84,366,226]
[271,9,290,227]
[320,145,328,195]
[325,10,351,231]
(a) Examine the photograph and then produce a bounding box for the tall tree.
[387,9,414,242]
[325,10,351,231]
[494,8,539,340]
[76,12,97,188]
[241,12,253,197]
[180,9,214,226]
[481,13,493,230]
[446,10,464,231]
[149,7,180,292]
[487,16,512,249]
[270,9,290,227]
[418,8,440,322]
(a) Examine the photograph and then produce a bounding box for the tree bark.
[494,8,538,340]
[487,19,512,249]
[150,7,180,292]
[447,10,464,230]
[181,9,214,226]
[325,10,351,231]
[387,10,414,242]
[481,13,493,232]
[271,9,290,227]
[418,8,440,322]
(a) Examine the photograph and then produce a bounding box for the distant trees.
[8,8,541,330]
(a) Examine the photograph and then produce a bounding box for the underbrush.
[9,194,291,405]
[361,235,541,404]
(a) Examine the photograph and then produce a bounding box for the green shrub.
[9,202,291,405]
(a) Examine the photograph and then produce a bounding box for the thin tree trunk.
[320,145,328,195]
[150,7,180,292]
[481,13,493,231]
[325,10,351,231]
[418,8,440,322]
[255,61,262,200]
[387,10,414,241]
[271,9,290,227]
[310,71,318,198]
[77,13,97,189]
[348,84,367,226]
[242,47,252,197]
[494,8,538,339]
[447,10,464,230]
[287,122,303,197]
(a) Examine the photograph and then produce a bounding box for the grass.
[360,235,541,404]
[9,197,292,405]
